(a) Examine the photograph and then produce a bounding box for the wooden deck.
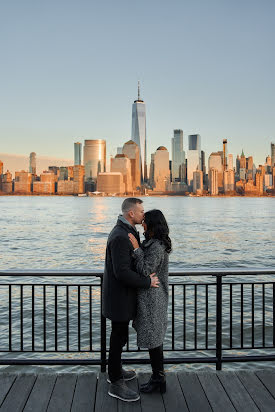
[1,370,275,411]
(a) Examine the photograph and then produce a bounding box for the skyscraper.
[187,134,201,188]
[131,82,147,182]
[223,139,227,171]
[271,142,275,167]
[171,129,185,182]
[228,154,233,171]
[74,142,82,165]
[208,152,223,192]
[122,140,141,190]
[83,139,106,182]
[153,146,170,192]
[29,152,36,174]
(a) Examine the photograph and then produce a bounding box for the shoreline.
[0,193,274,198]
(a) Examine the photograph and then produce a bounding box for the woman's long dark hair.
[144,209,172,254]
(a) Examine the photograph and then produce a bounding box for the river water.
[0,196,274,373]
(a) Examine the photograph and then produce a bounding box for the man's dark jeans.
[108,321,129,382]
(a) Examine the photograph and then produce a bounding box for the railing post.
[100,276,107,372]
[216,274,222,370]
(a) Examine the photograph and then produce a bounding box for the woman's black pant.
[149,344,164,376]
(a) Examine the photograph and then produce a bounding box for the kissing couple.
[102,197,171,402]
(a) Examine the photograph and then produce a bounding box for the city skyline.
[0,1,274,169]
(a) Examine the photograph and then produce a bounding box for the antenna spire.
[138,81,140,100]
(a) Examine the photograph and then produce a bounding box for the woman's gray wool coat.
[132,238,169,349]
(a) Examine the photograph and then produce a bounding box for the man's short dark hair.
[122,198,143,213]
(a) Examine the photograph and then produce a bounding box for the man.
[103,198,159,402]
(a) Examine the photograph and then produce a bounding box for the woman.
[128,209,171,394]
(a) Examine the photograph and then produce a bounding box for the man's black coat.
[102,219,151,322]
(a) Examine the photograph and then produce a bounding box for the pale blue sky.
[0,0,274,168]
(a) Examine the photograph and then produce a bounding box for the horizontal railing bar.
[222,355,275,362]
[0,284,101,287]
[0,269,274,277]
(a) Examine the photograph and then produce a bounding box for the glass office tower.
[171,129,185,182]
[131,82,147,182]
[74,142,82,165]
[83,140,106,182]
[187,134,201,188]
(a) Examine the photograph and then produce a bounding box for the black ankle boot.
[140,372,166,394]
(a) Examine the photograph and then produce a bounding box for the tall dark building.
[201,150,206,184]
[271,142,275,167]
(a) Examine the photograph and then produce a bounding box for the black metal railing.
[0,269,275,371]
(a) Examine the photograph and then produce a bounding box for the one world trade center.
[131,82,147,183]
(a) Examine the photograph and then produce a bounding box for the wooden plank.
[0,374,17,407]
[94,373,118,412]
[47,373,77,412]
[256,370,275,399]
[162,373,188,412]
[177,371,212,412]
[197,372,235,411]
[71,373,97,412]
[0,373,36,412]
[236,371,275,412]
[138,372,165,412]
[217,371,258,412]
[118,374,141,412]
[23,374,57,412]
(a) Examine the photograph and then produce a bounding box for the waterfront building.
[1,170,12,193]
[33,171,55,194]
[223,139,227,171]
[14,171,33,194]
[247,156,253,180]
[224,170,235,193]
[131,82,147,182]
[193,170,203,194]
[244,180,258,195]
[122,140,141,191]
[83,139,106,184]
[264,174,273,190]
[208,152,223,192]
[171,129,185,182]
[228,154,233,171]
[73,165,85,194]
[57,180,74,195]
[74,142,82,166]
[170,181,188,192]
[240,150,246,169]
[209,168,218,195]
[111,154,132,193]
[256,172,264,195]
[29,152,36,175]
[187,134,201,189]
[153,146,170,192]
[239,168,246,180]
[59,167,69,181]
[0,160,3,175]
[272,167,275,188]
[271,142,275,166]
[97,172,125,194]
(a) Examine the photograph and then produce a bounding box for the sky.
[0,0,274,171]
